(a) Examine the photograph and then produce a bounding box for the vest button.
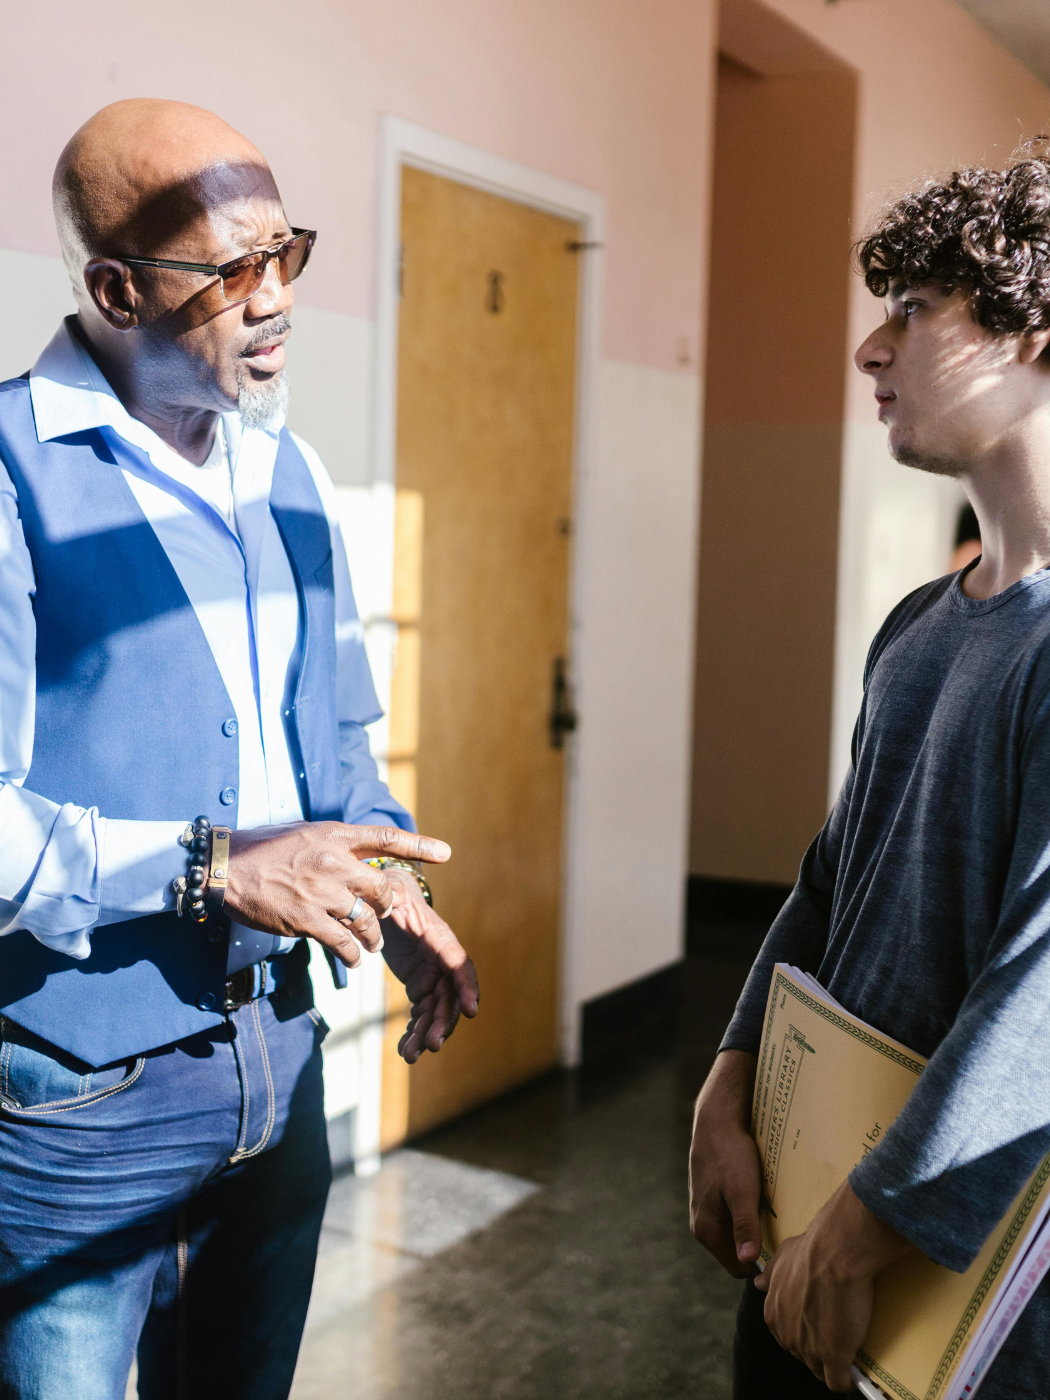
[207,927,226,944]
[219,787,237,806]
[222,718,238,737]
[197,992,217,1011]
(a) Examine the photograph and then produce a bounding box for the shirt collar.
[28,317,283,461]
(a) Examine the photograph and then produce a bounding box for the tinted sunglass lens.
[220,255,267,303]
[218,234,313,301]
[277,235,312,284]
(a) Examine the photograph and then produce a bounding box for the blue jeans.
[0,990,332,1400]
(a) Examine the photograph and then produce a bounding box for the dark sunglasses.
[116,228,316,305]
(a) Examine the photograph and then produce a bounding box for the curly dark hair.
[856,147,1050,336]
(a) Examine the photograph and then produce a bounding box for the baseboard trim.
[580,962,682,1067]
[685,876,791,958]
[687,875,792,924]
[576,880,794,1066]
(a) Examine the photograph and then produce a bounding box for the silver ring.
[347,896,367,925]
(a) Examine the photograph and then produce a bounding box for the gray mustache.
[240,314,292,355]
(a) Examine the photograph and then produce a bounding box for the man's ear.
[83,259,141,331]
[1018,326,1050,365]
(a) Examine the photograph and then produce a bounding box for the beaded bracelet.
[365,857,434,909]
[174,816,232,922]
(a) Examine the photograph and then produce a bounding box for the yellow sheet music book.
[753,965,1050,1400]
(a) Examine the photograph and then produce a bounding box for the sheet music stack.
[753,965,1050,1400]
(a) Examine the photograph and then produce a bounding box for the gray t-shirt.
[722,563,1050,1397]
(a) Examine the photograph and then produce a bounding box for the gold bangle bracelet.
[207,826,232,912]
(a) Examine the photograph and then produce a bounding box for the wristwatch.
[365,857,433,908]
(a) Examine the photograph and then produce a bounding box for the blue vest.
[0,376,342,1065]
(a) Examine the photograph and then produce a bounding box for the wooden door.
[382,165,579,1141]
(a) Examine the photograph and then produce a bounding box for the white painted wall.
[1,248,76,378]
[829,423,964,799]
[562,360,701,1020]
[285,309,375,489]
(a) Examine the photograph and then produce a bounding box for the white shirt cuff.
[0,781,187,961]
[98,818,189,926]
[0,784,101,943]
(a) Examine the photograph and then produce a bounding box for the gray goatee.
[236,313,291,429]
[237,366,289,429]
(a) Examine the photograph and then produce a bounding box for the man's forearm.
[695,1048,757,1129]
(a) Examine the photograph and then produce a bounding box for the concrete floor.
[290,949,756,1400]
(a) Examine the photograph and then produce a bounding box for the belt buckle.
[224,965,256,1012]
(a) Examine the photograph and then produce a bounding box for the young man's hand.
[755,1180,913,1391]
[224,822,450,969]
[379,867,479,1063]
[689,1049,764,1276]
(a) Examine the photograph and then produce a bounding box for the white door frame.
[373,115,607,1069]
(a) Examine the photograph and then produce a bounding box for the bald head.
[54,98,279,275]
[51,100,298,453]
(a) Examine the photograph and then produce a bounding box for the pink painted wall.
[0,0,717,374]
[690,0,1050,884]
[693,51,856,883]
[757,0,1050,423]
[9,0,1050,922]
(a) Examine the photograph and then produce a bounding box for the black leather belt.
[223,962,268,1012]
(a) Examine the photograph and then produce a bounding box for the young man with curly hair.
[689,153,1050,1399]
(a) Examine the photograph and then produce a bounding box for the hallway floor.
[291,948,757,1400]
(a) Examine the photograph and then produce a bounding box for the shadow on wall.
[692,0,857,889]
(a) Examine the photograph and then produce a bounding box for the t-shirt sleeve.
[850,687,1050,1271]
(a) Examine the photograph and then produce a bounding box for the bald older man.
[0,100,478,1399]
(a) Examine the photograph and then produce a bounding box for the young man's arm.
[846,685,1050,1269]
[690,771,853,1275]
[749,687,1050,1389]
